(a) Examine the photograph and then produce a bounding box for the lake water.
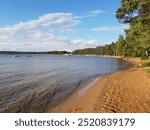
[0,55,130,112]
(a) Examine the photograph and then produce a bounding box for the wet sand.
[48,58,150,113]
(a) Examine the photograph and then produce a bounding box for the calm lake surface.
[0,55,130,112]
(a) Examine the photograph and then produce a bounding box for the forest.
[73,0,150,59]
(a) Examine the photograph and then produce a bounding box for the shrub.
[132,51,138,57]
[143,62,150,67]
[141,53,149,60]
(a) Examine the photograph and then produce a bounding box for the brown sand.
[48,58,150,113]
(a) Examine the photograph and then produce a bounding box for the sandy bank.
[47,58,150,113]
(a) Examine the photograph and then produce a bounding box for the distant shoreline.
[47,57,150,113]
[0,51,71,55]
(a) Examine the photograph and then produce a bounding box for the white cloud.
[76,9,105,19]
[0,11,105,51]
[0,13,80,33]
[92,25,129,32]
[87,9,105,17]
[72,39,99,48]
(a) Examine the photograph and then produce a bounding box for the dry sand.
[48,58,150,113]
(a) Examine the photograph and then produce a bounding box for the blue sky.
[0,0,127,51]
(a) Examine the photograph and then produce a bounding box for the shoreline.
[47,57,150,113]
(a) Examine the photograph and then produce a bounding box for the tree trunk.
[145,50,148,57]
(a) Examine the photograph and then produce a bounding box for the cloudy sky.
[0,0,126,52]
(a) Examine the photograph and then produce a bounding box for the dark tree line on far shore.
[73,0,150,59]
[0,51,71,55]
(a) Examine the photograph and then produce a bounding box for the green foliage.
[132,51,138,57]
[145,69,150,74]
[116,35,125,56]
[143,62,150,67]
[116,0,150,58]
[141,53,149,60]
[116,0,139,23]
[73,42,117,56]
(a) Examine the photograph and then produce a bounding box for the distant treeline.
[0,51,71,55]
[73,0,150,59]
[73,42,116,56]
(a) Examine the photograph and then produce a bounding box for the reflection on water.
[0,55,129,112]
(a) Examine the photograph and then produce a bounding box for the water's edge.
[47,57,132,112]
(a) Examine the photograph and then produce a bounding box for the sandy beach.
[48,58,150,113]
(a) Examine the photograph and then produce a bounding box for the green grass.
[145,69,150,74]
[143,62,150,67]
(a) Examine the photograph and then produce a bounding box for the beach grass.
[145,68,150,74]
[142,60,150,74]
[143,62,150,67]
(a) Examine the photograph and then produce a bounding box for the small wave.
[0,86,58,113]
